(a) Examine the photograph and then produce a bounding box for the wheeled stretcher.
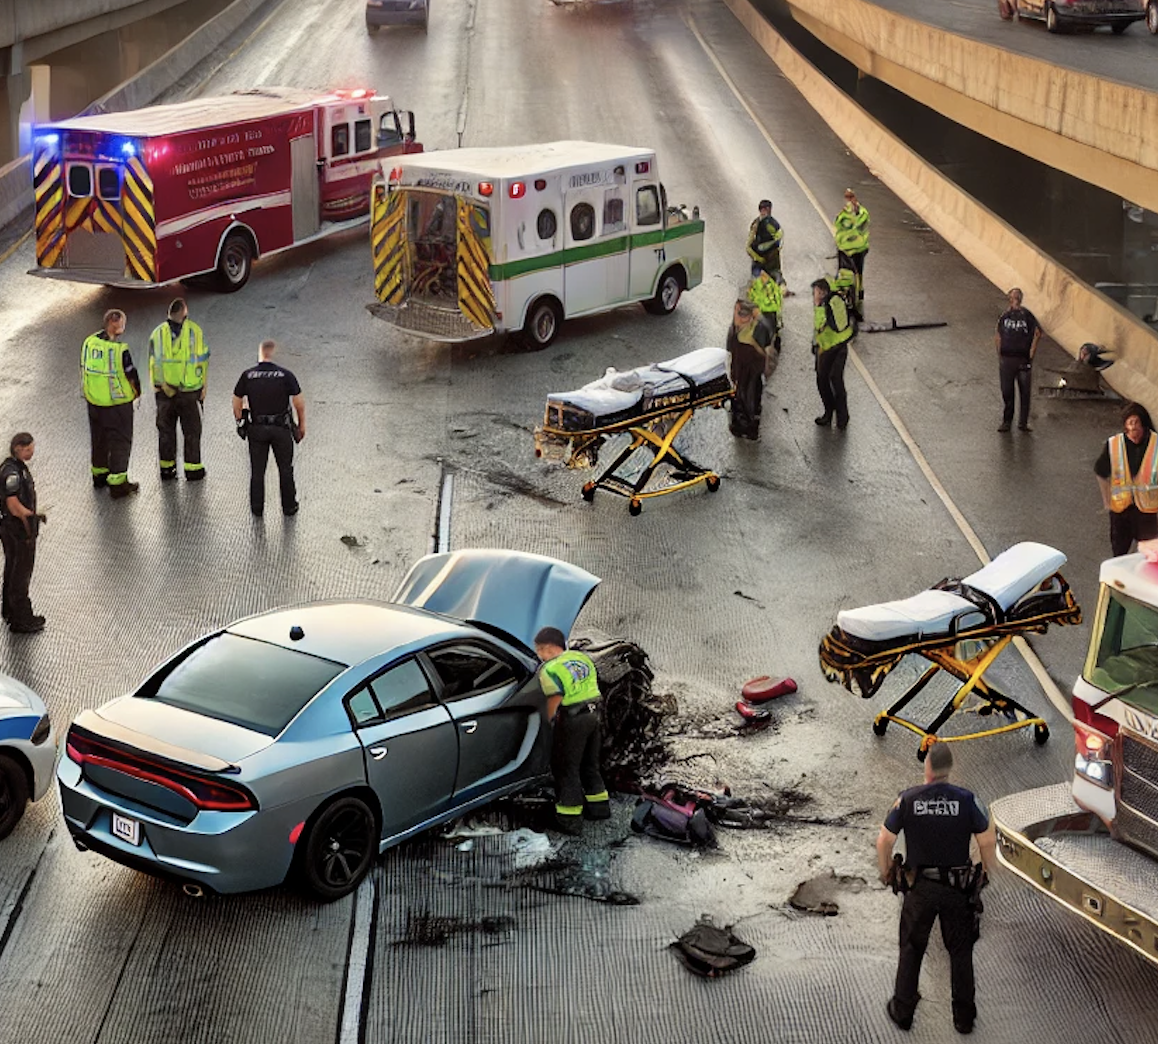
[533,347,733,514]
[818,542,1082,758]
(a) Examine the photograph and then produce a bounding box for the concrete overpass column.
[1,42,31,168]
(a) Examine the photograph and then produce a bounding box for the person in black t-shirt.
[877,743,996,1035]
[232,340,306,517]
[1094,402,1158,556]
[994,288,1041,433]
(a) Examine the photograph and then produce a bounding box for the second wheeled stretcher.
[533,347,733,514]
[818,542,1082,758]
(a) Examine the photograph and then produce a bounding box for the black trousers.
[892,879,978,1025]
[0,518,36,624]
[156,390,203,470]
[551,705,607,817]
[999,356,1032,427]
[248,424,296,514]
[88,401,134,483]
[816,343,849,423]
[730,363,764,439]
[1110,505,1158,557]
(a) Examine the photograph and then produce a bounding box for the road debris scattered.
[788,870,867,916]
[670,918,756,978]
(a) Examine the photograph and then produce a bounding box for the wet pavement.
[0,0,1156,1041]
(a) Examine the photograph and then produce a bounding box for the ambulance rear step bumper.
[366,299,493,343]
[992,782,1158,967]
[27,266,163,288]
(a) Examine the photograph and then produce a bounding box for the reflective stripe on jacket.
[149,319,208,391]
[82,333,134,406]
[542,651,601,706]
[814,293,854,352]
[1110,432,1158,513]
[747,275,782,315]
[833,204,869,255]
[746,215,783,263]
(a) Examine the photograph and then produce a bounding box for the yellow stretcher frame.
[536,386,731,515]
[819,576,1081,760]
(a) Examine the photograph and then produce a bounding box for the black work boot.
[815,412,833,427]
[92,474,108,489]
[584,801,612,821]
[160,466,178,481]
[886,998,912,1032]
[554,814,584,837]
[10,615,45,634]
[185,468,206,482]
[109,481,140,500]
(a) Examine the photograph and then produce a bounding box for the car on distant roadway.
[1008,0,1146,33]
[57,550,599,900]
[366,0,429,32]
[0,673,56,840]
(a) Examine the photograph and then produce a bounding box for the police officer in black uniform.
[231,339,306,517]
[0,433,46,634]
[876,743,996,1035]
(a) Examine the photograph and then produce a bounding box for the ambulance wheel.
[521,298,562,350]
[643,269,684,316]
[1034,723,1050,745]
[581,483,595,503]
[629,499,642,516]
[705,475,720,492]
[216,233,253,293]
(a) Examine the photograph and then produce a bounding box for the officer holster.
[560,699,601,719]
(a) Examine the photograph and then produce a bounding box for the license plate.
[111,812,141,847]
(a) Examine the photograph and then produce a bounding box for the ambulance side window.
[536,209,557,241]
[67,163,93,198]
[636,185,661,227]
[331,123,350,158]
[570,203,595,242]
[354,119,372,153]
[97,165,121,201]
[603,191,625,234]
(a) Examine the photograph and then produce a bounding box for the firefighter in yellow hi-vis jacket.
[149,298,209,482]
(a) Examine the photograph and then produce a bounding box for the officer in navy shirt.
[994,287,1041,433]
[231,339,306,517]
[876,743,996,1035]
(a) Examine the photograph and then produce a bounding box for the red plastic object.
[735,701,772,723]
[741,676,798,704]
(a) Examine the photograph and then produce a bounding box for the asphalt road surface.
[1,0,1156,1042]
[859,0,1158,92]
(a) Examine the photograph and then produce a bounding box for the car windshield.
[142,633,346,736]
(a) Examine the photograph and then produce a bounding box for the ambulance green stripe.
[488,220,703,282]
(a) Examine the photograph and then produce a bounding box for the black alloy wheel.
[301,796,377,901]
[0,753,30,840]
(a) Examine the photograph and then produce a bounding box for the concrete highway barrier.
[725,0,1158,408]
[784,0,1158,222]
[0,0,274,234]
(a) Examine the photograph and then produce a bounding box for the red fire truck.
[30,87,420,292]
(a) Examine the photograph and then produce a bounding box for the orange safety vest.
[1109,432,1158,513]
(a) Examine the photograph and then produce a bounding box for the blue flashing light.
[35,133,59,149]
[120,141,136,157]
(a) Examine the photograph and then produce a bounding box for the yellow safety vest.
[747,275,782,316]
[149,319,208,391]
[833,204,869,255]
[814,294,854,352]
[1109,432,1158,513]
[81,332,135,407]
[542,651,600,706]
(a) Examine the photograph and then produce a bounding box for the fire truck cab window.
[354,119,372,153]
[97,165,121,201]
[67,164,92,198]
[331,123,350,158]
[378,112,402,146]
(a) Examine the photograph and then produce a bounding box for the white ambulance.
[368,141,704,347]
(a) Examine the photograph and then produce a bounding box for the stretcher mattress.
[837,542,1069,644]
[545,347,730,433]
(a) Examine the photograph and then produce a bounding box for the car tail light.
[30,714,51,745]
[478,181,494,197]
[509,181,525,199]
[65,728,258,812]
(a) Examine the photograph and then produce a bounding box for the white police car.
[0,672,55,839]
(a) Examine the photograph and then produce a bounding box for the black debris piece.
[670,918,756,978]
[788,869,867,916]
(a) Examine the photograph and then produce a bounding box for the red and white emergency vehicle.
[30,87,420,292]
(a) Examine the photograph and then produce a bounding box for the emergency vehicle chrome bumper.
[993,782,1158,967]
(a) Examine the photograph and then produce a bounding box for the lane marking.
[0,230,31,268]
[687,12,1072,722]
[437,469,454,554]
[337,876,377,1044]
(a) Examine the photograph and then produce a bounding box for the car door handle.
[460,720,478,735]
[369,747,387,760]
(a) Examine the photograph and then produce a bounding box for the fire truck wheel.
[217,233,253,293]
[520,297,562,350]
[643,268,684,316]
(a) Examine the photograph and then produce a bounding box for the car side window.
[426,645,519,701]
[370,658,435,718]
[347,686,380,728]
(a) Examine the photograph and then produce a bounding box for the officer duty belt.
[917,866,973,889]
[560,699,601,718]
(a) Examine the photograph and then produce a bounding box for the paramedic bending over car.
[1095,402,1158,557]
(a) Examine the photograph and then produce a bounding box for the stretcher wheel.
[629,498,642,516]
[706,474,720,492]
[872,717,889,737]
[1034,723,1050,745]
[581,483,595,503]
